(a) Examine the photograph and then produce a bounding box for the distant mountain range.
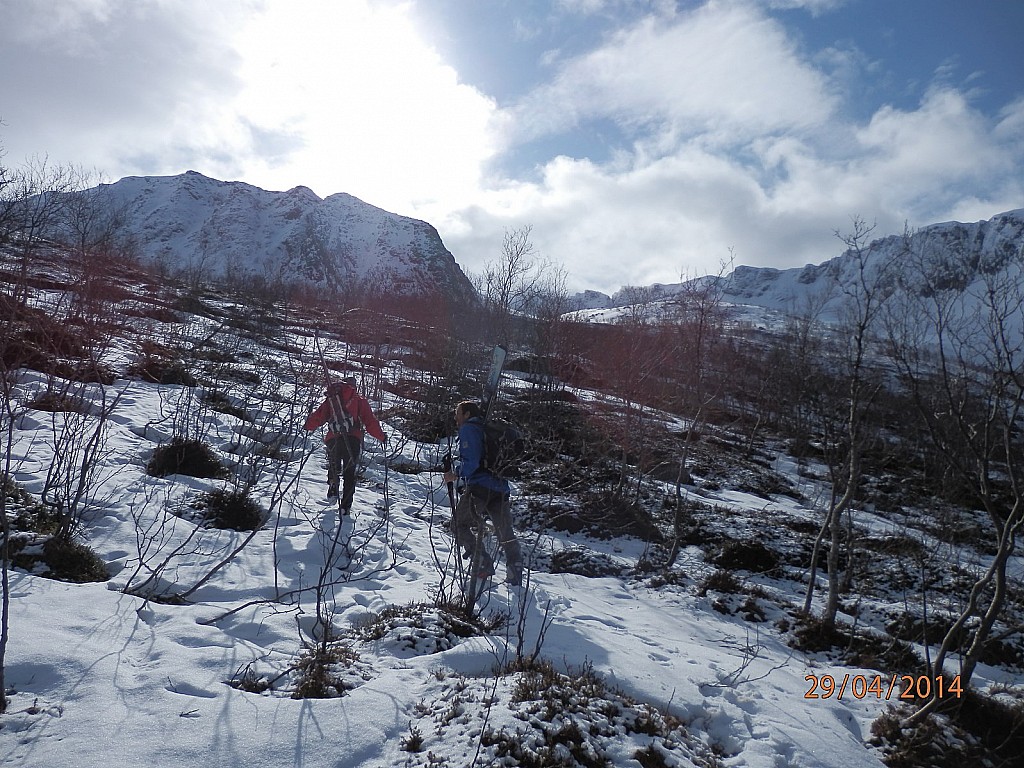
[71,171,1022,321]
[84,171,477,303]
[572,208,1024,322]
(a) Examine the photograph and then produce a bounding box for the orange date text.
[803,674,962,701]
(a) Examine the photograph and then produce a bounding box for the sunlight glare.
[232,0,497,215]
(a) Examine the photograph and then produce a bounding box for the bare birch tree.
[885,231,1024,721]
[482,225,547,348]
[803,219,897,628]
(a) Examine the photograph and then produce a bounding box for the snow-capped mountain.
[572,208,1024,323]
[90,171,477,302]
[571,289,617,310]
[718,208,1024,316]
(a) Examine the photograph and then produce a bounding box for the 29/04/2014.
[803,673,963,701]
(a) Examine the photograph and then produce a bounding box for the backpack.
[326,390,360,435]
[480,418,525,477]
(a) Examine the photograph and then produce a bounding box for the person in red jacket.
[303,376,386,510]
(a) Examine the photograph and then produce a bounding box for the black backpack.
[326,389,360,435]
[479,418,525,477]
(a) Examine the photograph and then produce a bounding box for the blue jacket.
[457,417,510,495]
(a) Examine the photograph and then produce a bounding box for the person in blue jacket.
[443,400,523,587]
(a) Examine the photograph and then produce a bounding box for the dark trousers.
[326,434,362,509]
[453,487,522,583]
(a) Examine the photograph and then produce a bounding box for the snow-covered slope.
[0,277,892,768]
[90,171,477,301]
[3,249,1022,767]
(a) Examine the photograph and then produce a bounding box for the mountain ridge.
[90,170,477,303]
[572,207,1024,317]
[76,171,1023,320]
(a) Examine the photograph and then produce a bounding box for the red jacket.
[303,384,386,443]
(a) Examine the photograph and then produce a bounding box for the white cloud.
[763,0,848,15]
[857,88,992,172]
[554,0,677,16]
[1,0,499,218]
[228,1,499,212]
[447,147,779,292]
[503,3,837,147]
[439,3,1023,294]
[993,96,1024,146]
[1,1,250,170]
[3,0,119,52]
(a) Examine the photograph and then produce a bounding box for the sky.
[1,0,1023,294]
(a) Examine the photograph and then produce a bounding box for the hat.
[328,376,356,394]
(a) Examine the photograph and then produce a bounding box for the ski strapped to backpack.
[477,345,525,478]
[482,345,507,420]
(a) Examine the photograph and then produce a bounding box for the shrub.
[568,489,663,542]
[194,488,265,531]
[789,614,847,653]
[883,614,1020,667]
[550,548,624,578]
[12,536,108,583]
[390,460,426,475]
[227,662,272,694]
[147,437,227,479]
[1,479,89,583]
[206,365,261,387]
[392,401,460,444]
[790,615,918,670]
[3,477,55,529]
[634,743,676,768]
[128,340,197,386]
[713,540,779,574]
[154,359,197,386]
[21,316,86,358]
[871,692,1024,768]
[697,569,742,596]
[509,658,610,720]
[290,641,360,699]
[399,723,425,753]
[201,390,248,420]
[0,336,53,373]
[479,657,702,768]
[27,392,90,414]
[66,360,117,385]
[39,537,109,583]
[351,601,505,655]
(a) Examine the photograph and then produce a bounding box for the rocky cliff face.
[566,209,1024,333]
[92,171,477,302]
[717,208,1024,315]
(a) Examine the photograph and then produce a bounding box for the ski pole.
[313,329,332,384]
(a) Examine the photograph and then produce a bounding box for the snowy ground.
[0,281,1014,767]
